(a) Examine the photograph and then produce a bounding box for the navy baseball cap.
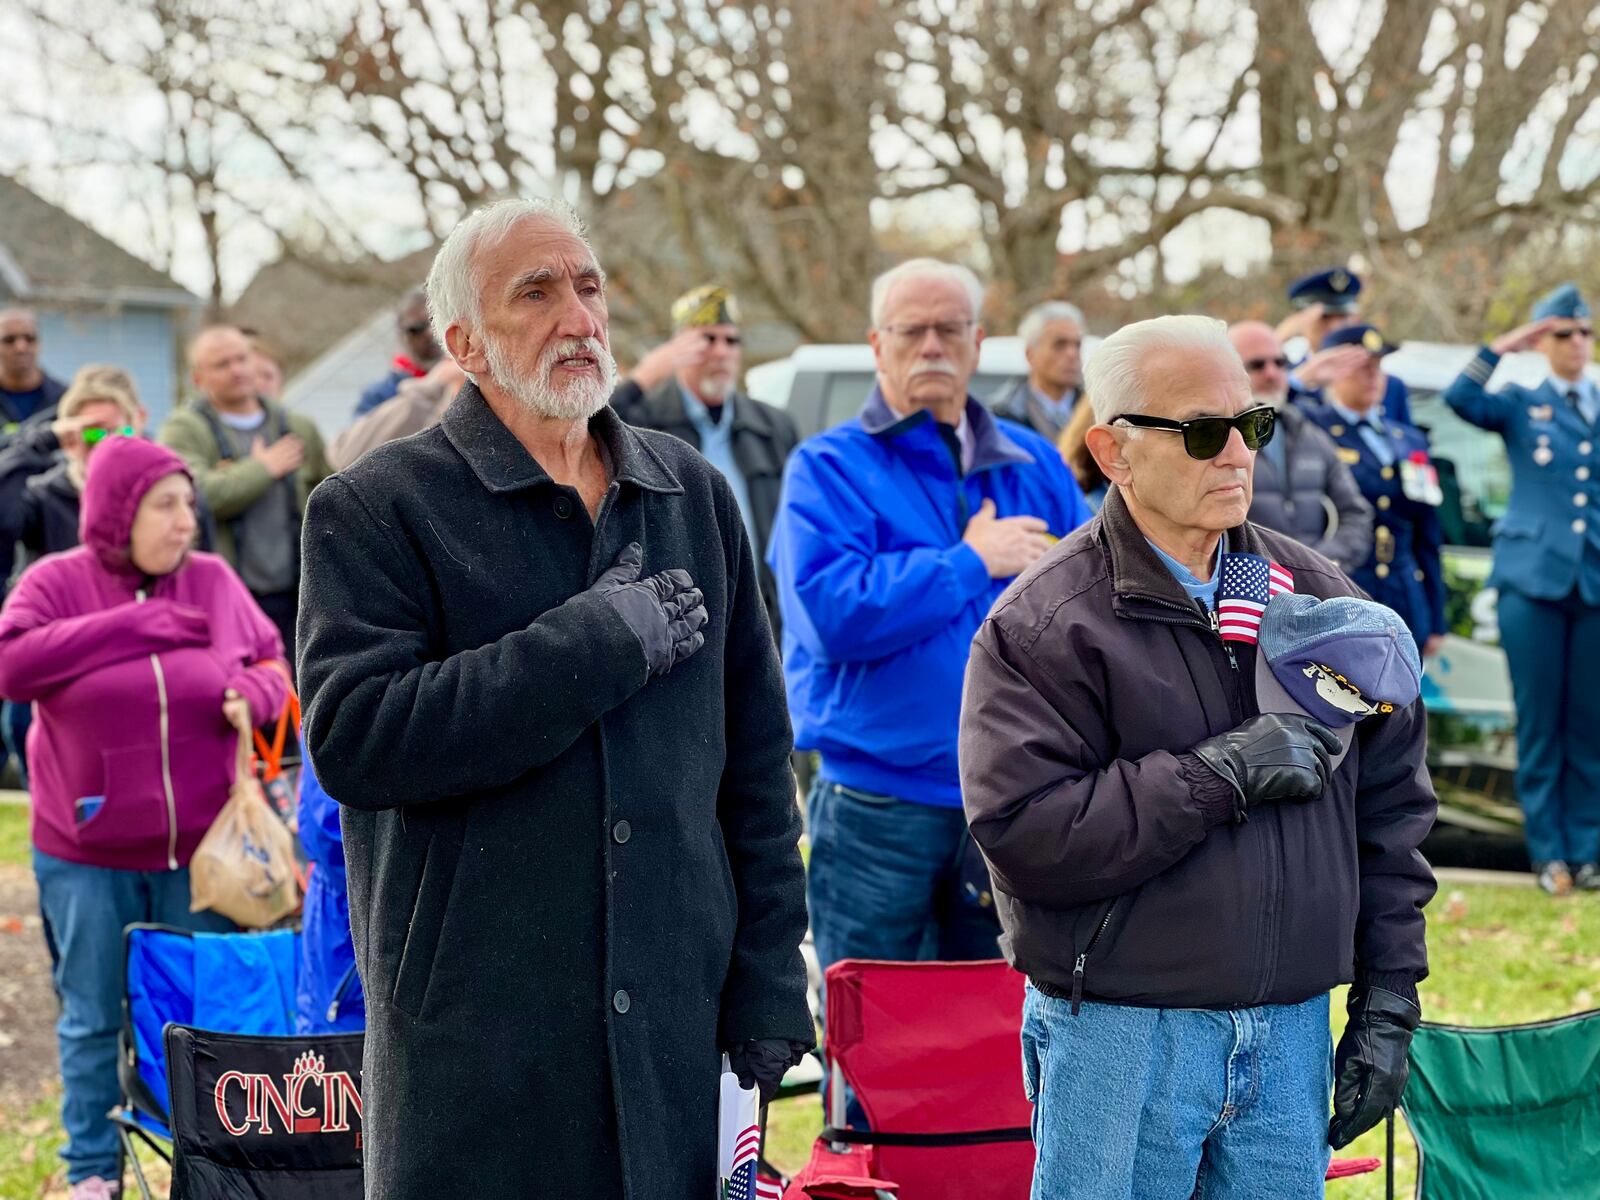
[1322,323,1397,357]
[1287,267,1362,314]
[1531,282,1590,322]
[1254,593,1423,769]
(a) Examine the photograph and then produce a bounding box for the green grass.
[0,803,29,872]
[0,1094,63,1198]
[766,883,1600,1198]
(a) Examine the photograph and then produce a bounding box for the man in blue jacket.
[769,258,1092,971]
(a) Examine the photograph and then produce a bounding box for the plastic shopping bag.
[190,729,300,928]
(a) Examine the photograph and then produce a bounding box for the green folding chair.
[1387,1007,1600,1199]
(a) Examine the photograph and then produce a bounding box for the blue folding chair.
[114,923,300,1199]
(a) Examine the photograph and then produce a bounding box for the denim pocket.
[830,782,900,807]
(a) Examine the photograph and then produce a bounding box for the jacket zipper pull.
[1070,953,1086,1016]
[1208,607,1239,671]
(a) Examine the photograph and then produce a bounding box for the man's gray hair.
[1086,315,1237,426]
[424,198,592,350]
[1018,300,1087,347]
[869,258,986,329]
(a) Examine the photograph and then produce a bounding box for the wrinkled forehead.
[880,275,974,326]
[1229,326,1279,360]
[1141,348,1253,421]
[477,220,603,298]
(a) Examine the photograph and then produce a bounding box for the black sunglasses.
[702,332,742,347]
[1550,326,1594,340]
[1111,405,1277,460]
[401,320,432,336]
[1243,355,1290,371]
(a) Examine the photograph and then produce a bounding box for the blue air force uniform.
[1302,325,1446,650]
[1443,283,1600,872]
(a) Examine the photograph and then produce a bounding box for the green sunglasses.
[1110,405,1276,460]
[82,426,135,447]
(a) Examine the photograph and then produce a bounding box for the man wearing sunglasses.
[353,289,444,417]
[0,309,67,431]
[961,315,1435,1198]
[1302,325,1446,660]
[610,285,797,638]
[1444,282,1600,896]
[1228,321,1372,573]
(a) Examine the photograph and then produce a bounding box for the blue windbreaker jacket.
[295,753,365,1033]
[768,389,1091,807]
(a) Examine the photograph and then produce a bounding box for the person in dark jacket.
[961,315,1436,1198]
[769,258,1092,974]
[297,198,813,1200]
[990,300,1088,442]
[1229,321,1372,572]
[352,288,443,417]
[0,308,67,428]
[1443,283,1600,895]
[609,286,798,637]
[1302,325,1447,656]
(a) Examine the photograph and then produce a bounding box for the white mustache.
[540,336,612,377]
[909,361,959,378]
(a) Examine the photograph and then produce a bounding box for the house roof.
[0,174,198,308]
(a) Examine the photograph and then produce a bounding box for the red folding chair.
[782,959,1380,1199]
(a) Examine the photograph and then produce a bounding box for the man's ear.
[1085,424,1132,486]
[446,323,487,378]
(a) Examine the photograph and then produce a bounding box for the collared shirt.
[1555,376,1600,428]
[681,387,758,550]
[1329,401,1395,466]
[1031,385,1078,429]
[1146,532,1226,611]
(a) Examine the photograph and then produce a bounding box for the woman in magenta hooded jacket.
[0,436,287,1199]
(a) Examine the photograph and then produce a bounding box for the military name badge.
[1337,447,1361,465]
[1399,451,1443,506]
[1529,405,1555,423]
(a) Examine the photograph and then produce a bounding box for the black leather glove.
[1191,712,1340,820]
[592,543,708,676]
[726,1038,808,1105]
[1328,984,1421,1149]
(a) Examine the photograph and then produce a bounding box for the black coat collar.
[442,380,683,497]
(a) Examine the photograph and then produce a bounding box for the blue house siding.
[31,307,184,427]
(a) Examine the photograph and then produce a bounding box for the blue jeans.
[4,698,31,789]
[1022,986,1332,1200]
[806,777,999,971]
[33,848,234,1184]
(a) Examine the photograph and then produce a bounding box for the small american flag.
[1215,553,1293,644]
[723,1123,765,1199]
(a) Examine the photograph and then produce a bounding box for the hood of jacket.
[79,437,192,576]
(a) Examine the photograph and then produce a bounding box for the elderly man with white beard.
[296,198,813,1199]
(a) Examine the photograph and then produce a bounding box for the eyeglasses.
[0,332,38,347]
[1551,326,1594,340]
[1111,405,1276,460]
[701,332,742,348]
[81,426,135,446]
[880,320,976,347]
[1243,356,1290,371]
[401,321,431,336]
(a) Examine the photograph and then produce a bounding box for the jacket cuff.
[1463,346,1499,385]
[950,542,993,598]
[1178,753,1240,827]
[1358,971,1421,1008]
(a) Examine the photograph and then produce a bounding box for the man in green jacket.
[160,326,330,665]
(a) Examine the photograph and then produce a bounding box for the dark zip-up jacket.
[959,487,1435,1010]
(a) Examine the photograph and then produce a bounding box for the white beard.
[483,333,617,421]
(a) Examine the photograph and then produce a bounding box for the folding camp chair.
[164,1023,365,1199]
[1385,1007,1600,1199]
[113,923,300,1199]
[783,959,1380,1199]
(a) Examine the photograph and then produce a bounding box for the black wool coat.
[610,378,798,639]
[297,384,813,1200]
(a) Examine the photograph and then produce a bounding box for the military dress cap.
[671,284,741,331]
[1531,282,1591,322]
[1323,323,1398,357]
[1287,267,1363,313]
[1254,593,1424,768]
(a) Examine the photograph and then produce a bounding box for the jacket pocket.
[84,745,175,851]
[1494,513,1542,539]
[391,828,464,1019]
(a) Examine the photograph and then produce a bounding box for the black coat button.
[553,496,574,519]
[613,989,631,1014]
[612,820,631,844]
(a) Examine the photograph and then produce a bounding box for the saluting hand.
[963,499,1054,579]
[1491,317,1561,356]
[1296,345,1369,389]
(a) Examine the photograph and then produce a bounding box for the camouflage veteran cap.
[672,285,741,331]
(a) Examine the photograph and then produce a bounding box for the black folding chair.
[163,1023,365,1199]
